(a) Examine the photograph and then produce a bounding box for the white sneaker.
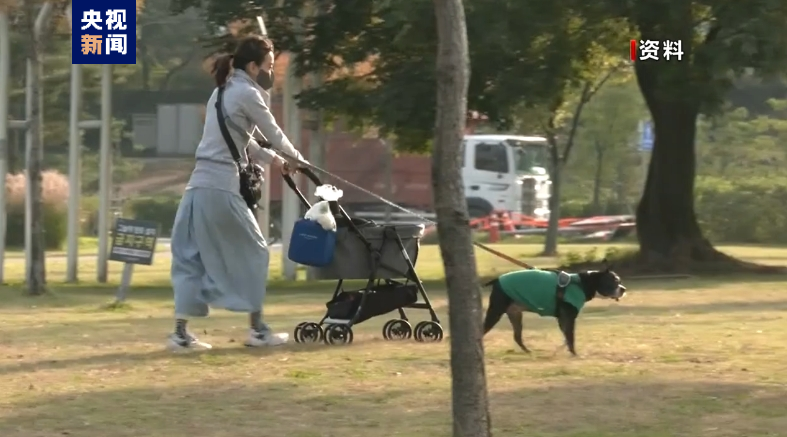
[166,332,213,351]
[244,329,289,347]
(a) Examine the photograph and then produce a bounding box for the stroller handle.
[281,165,355,227]
[298,167,322,186]
[282,166,322,209]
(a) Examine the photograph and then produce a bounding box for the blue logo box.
[71,0,136,65]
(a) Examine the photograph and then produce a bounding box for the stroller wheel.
[325,324,353,345]
[294,322,308,343]
[414,321,443,343]
[382,319,412,341]
[299,322,324,343]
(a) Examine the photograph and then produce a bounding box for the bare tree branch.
[158,46,200,90]
[562,63,627,161]
[560,81,592,162]
[586,62,626,100]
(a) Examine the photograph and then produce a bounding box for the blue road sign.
[639,120,653,151]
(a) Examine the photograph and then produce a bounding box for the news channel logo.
[71,0,136,65]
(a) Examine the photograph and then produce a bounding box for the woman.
[167,35,304,351]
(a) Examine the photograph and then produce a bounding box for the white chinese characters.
[663,40,683,61]
[79,9,128,32]
[80,9,102,30]
[105,9,127,30]
[636,40,683,61]
[638,40,660,61]
[106,34,127,55]
[78,8,129,58]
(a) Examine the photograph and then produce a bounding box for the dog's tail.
[483,279,512,334]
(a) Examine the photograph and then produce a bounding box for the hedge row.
[560,176,787,245]
[6,174,787,248]
[695,177,787,244]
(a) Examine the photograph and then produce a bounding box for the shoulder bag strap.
[215,86,244,167]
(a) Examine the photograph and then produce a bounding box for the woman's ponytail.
[212,54,233,87]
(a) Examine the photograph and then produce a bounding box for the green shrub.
[80,195,100,236]
[559,250,583,266]
[582,246,599,263]
[695,176,787,244]
[5,171,69,249]
[126,195,181,236]
[559,200,632,218]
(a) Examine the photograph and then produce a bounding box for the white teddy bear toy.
[303,185,344,231]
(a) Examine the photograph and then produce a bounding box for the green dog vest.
[497,269,586,317]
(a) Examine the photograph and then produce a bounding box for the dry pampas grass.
[5,170,69,208]
[4,171,70,249]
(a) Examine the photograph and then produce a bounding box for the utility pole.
[305,73,325,281]
[281,57,302,281]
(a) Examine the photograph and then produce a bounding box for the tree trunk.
[635,99,709,261]
[591,142,604,214]
[433,0,491,436]
[628,5,744,270]
[24,2,51,295]
[139,38,151,91]
[542,157,561,256]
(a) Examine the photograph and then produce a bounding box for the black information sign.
[109,218,160,265]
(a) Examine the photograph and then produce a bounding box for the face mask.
[259,70,274,91]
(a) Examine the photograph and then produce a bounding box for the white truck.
[461,134,552,219]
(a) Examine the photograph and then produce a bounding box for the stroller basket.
[313,223,424,280]
[326,282,418,324]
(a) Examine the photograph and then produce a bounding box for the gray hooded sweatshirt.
[187,69,304,193]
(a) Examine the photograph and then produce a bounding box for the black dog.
[482,266,626,356]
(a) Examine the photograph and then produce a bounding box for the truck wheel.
[468,206,490,219]
[466,198,494,218]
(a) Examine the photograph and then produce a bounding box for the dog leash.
[251,126,537,270]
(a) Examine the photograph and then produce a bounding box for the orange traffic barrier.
[499,211,516,232]
[488,221,500,242]
[488,212,500,242]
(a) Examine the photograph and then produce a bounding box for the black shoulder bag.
[215,86,264,210]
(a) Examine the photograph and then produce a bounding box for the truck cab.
[461,134,551,219]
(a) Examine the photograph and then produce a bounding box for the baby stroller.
[283,168,443,346]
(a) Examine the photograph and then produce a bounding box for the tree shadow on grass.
[0,288,347,313]
[0,281,450,309]
[0,379,785,437]
[0,340,352,378]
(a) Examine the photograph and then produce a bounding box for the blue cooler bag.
[288,218,337,267]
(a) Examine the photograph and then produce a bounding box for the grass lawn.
[5,241,787,285]
[2,243,787,436]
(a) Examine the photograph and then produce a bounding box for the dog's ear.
[601,258,611,272]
